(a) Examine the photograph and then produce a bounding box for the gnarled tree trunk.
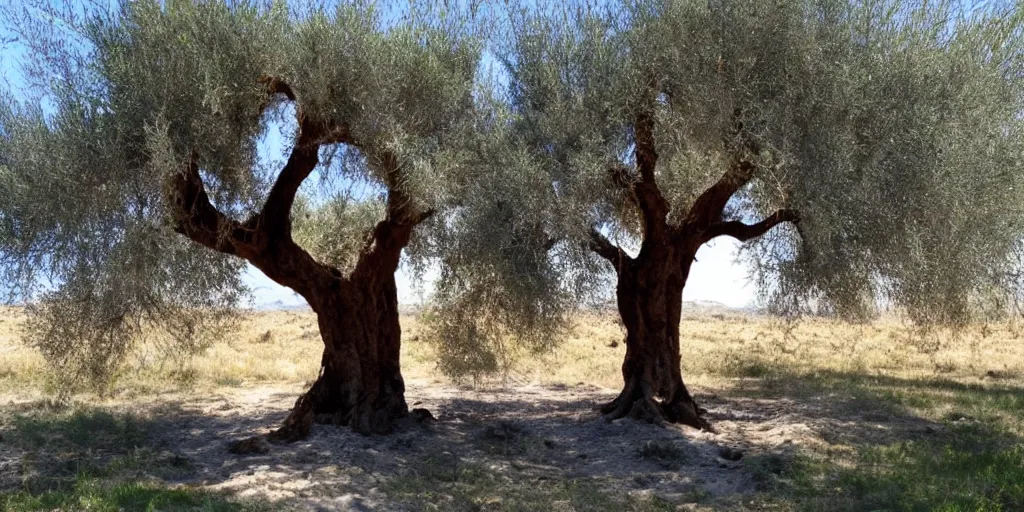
[167,77,435,441]
[599,243,711,430]
[270,272,408,441]
[589,94,799,432]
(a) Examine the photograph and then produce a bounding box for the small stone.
[227,436,270,455]
[410,408,435,423]
[718,447,743,461]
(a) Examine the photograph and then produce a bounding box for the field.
[1,305,1023,511]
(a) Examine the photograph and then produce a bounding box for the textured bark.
[600,242,711,431]
[261,207,425,441]
[167,76,430,442]
[592,90,799,432]
[269,274,408,441]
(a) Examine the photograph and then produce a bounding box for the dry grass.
[2,305,1023,400]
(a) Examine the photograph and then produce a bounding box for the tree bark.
[269,273,408,442]
[599,242,712,431]
[167,76,435,443]
[593,89,799,432]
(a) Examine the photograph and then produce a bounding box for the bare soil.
[0,375,945,511]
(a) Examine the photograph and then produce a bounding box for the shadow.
[710,368,1024,510]
[2,374,1022,510]
[0,386,740,510]
[713,368,1024,448]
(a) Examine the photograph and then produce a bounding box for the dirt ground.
[0,376,944,511]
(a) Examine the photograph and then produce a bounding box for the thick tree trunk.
[269,273,408,442]
[600,247,712,431]
[167,78,441,445]
[590,88,796,432]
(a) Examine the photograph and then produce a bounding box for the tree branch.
[376,147,431,226]
[633,108,670,230]
[251,76,354,238]
[685,160,757,228]
[253,144,320,238]
[635,109,659,186]
[684,107,764,230]
[259,75,296,102]
[702,209,800,242]
[164,77,364,305]
[349,148,434,279]
[168,151,337,302]
[166,151,250,256]
[589,228,630,271]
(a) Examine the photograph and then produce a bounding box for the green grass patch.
[761,432,1024,511]
[8,407,149,452]
[2,405,204,497]
[0,475,265,512]
[741,369,1024,511]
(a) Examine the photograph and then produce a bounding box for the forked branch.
[685,107,763,230]
[254,76,354,238]
[166,151,250,257]
[589,228,630,271]
[168,151,334,300]
[632,109,671,232]
[702,209,800,242]
[686,160,757,229]
[350,148,435,279]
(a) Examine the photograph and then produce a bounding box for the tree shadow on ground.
[0,386,744,510]
[715,368,1024,511]
[715,368,1024,447]
[2,374,1022,510]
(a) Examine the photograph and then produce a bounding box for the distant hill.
[586,299,758,317]
[249,299,311,312]
[248,298,757,317]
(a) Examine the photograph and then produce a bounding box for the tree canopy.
[495,0,1024,320]
[421,0,1024,382]
[0,0,488,390]
[2,0,1024,391]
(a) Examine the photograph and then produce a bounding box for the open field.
[1,305,1023,510]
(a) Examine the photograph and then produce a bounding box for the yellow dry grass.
[1,305,1022,401]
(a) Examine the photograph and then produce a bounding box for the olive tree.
[0,0,483,440]
[485,0,1024,429]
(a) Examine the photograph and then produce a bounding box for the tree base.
[600,378,713,432]
[267,372,409,443]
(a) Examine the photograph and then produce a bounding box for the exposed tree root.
[268,372,408,443]
[600,378,713,432]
